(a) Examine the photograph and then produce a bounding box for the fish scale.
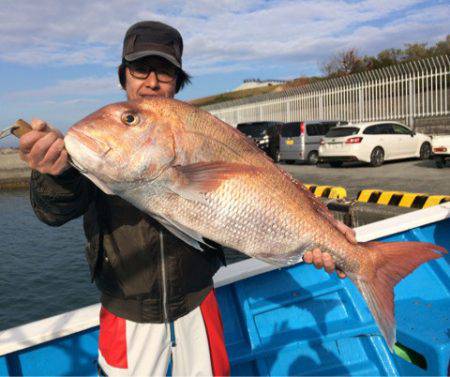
[64,97,447,352]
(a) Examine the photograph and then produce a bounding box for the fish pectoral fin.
[170,161,258,202]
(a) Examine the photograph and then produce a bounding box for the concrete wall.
[415,115,450,134]
[0,149,30,188]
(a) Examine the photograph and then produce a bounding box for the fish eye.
[121,112,140,126]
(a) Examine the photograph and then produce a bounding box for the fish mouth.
[67,128,112,157]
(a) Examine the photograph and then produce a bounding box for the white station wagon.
[318,121,432,167]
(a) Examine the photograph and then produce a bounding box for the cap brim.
[124,50,181,68]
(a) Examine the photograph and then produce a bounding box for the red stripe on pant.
[200,290,231,376]
[99,306,128,368]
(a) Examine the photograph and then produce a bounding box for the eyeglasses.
[127,63,177,83]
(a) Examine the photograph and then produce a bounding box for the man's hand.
[303,248,346,279]
[19,119,70,176]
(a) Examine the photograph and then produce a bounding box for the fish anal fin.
[353,241,446,351]
[284,171,357,243]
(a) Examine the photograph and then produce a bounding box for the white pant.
[98,290,229,376]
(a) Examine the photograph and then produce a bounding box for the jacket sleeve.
[30,168,96,226]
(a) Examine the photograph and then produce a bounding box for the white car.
[318,121,432,167]
[431,134,450,168]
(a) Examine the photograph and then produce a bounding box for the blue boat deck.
[220,215,450,376]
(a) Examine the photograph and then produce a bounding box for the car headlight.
[258,135,270,145]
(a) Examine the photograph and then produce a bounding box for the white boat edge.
[1,202,449,356]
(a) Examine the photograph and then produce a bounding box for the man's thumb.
[30,119,63,138]
[30,119,48,131]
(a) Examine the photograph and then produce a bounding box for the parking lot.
[280,158,450,199]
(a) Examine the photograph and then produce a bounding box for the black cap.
[122,21,183,68]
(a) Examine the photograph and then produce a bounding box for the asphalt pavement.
[280,158,450,199]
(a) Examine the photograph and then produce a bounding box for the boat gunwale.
[1,202,449,356]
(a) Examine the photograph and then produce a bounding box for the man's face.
[125,56,177,100]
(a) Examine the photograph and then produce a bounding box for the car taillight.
[300,122,305,136]
[433,147,447,152]
[345,137,363,144]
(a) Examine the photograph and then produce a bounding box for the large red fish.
[64,98,446,351]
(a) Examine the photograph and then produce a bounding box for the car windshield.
[237,124,268,137]
[326,127,360,137]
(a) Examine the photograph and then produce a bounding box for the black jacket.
[30,168,224,323]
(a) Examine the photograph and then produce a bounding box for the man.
[19,20,348,376]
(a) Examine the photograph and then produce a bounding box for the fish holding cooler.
[2,97,447,353]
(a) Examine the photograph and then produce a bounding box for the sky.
[0,0,449,147]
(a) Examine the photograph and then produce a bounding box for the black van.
[236,121,284,161]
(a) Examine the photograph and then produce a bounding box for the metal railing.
[203,55,450,128]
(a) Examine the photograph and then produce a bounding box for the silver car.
[279,120,347,164]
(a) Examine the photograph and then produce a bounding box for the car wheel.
[307,151,319,165]
[370,147,384,167]
[419,142,431,160]
[435,157,445,169]
[273,150,281,163]
[329,161,343,168]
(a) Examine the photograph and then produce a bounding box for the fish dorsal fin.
[169,161,259,203]
[277,167,356,243]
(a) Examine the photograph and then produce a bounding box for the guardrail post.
[204,55,449,128]
[319,95,323,119]
[358,85,363,121]
[409,79,415,128]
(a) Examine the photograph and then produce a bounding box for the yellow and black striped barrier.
[304,184,347,199]
[357,189,450,209]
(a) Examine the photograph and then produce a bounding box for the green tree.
[403,43,429,61]
[321,49,367,77]
[319,35,449,79]
[432,35,450,56]
[377,48,403,66]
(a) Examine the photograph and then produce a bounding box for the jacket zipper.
[159,231,176,348]
[159,230,169,323]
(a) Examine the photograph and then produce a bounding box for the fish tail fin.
[352,241,446,351]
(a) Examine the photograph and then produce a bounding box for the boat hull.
[1,209,449,376]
